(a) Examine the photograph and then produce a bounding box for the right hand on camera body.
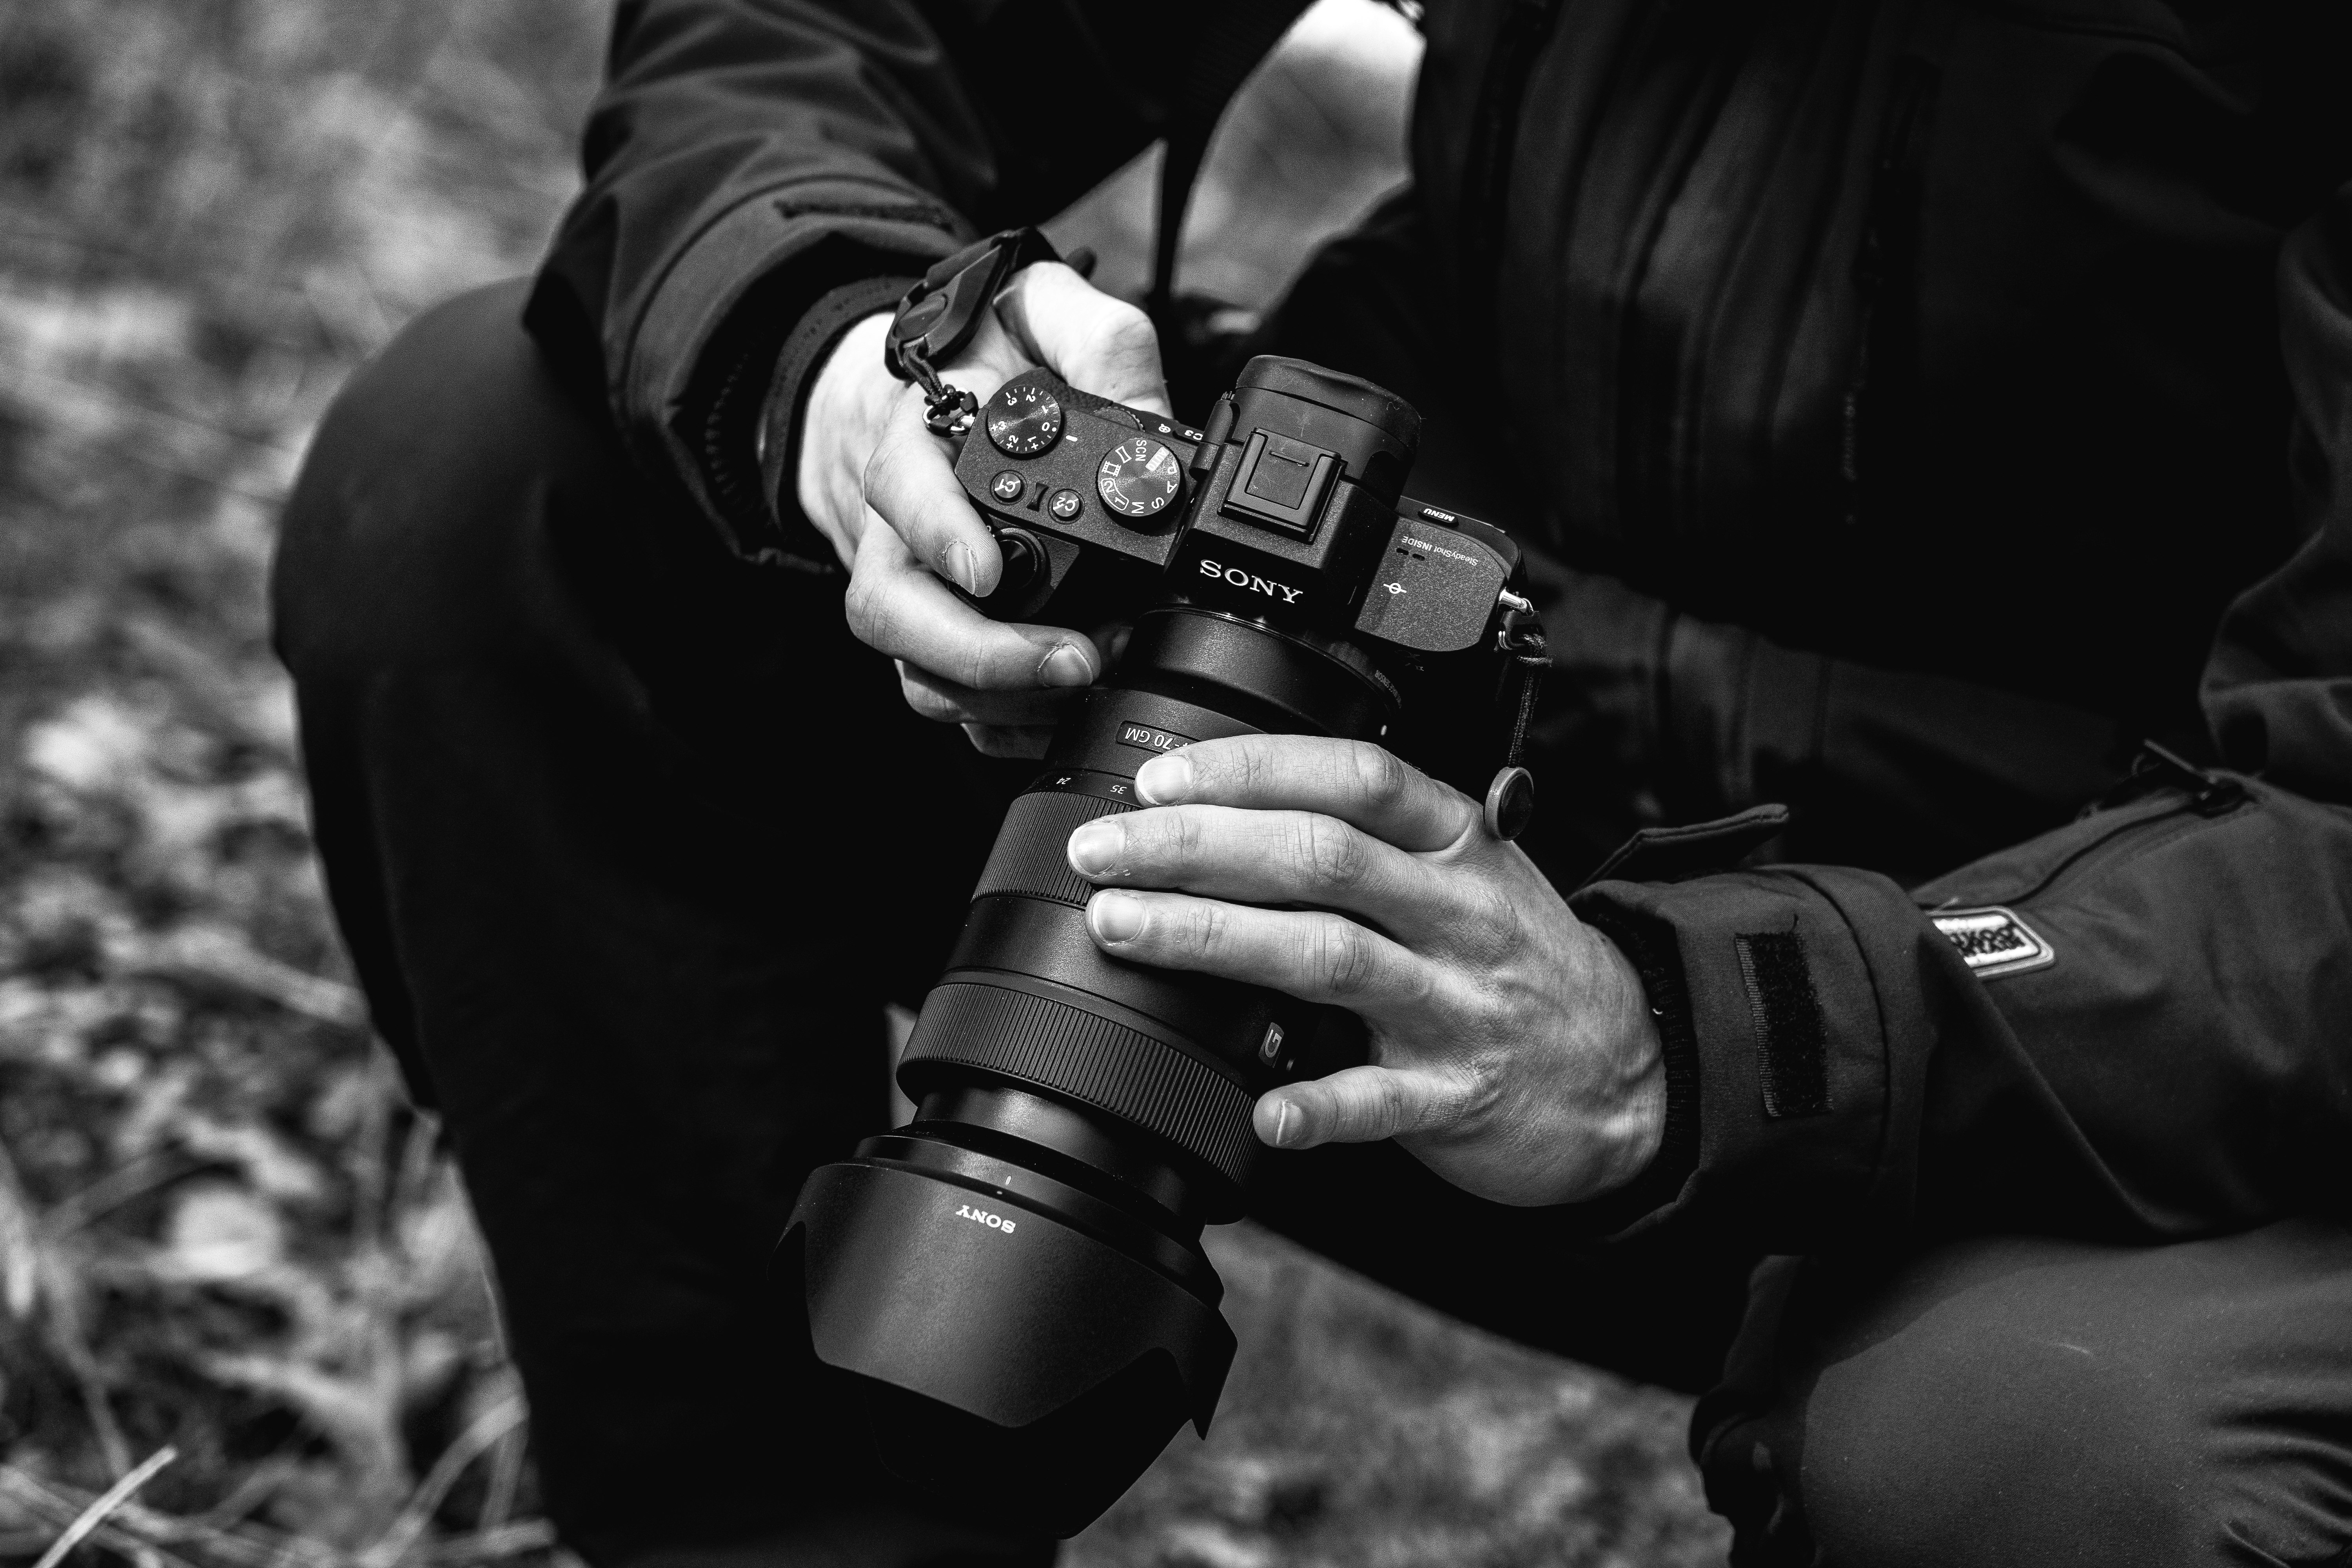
[797,261,1172,757]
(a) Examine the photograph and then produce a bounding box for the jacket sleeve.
[523,0,1174,564]
[1566,186,2352,1253]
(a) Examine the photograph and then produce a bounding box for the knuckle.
[1337,1073,1408,1140]
[860,435,903,511]
[1169,808,1206,867]
[1307,918,1380,998]
[842,574,887,643]
[1191,900,1231,958]
[1346,743,1410,808]
[899,678,947,719]
[1459,880,1524,962]
[1296,815,1363,888]
[1233,737,1279,796]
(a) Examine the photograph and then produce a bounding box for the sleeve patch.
[1733,932,1830,1119]
[1930,906,2055,978]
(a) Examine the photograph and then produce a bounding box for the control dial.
[1095,437,1183,522]
[985,383,1064,456]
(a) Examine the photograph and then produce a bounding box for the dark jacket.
[526,0,2352,1251]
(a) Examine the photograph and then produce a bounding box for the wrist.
[794,311,898,561]
[1588,927,1669,1196]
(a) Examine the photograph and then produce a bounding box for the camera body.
[957,361,1522,683]
[782,357,1538,1538]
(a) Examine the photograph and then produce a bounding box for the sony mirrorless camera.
[781,355,1542,1536]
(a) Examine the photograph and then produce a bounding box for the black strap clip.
[885,227,1061,436]
[2127,740,2248,815]
[1496,594,1551,771]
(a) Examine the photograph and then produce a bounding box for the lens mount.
[1121,606,1397,740]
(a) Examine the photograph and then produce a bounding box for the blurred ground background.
[0,2,1729,1564]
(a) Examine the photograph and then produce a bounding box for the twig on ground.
[0,1134,134,1478]
[361,1397,525,1568]
[0,1469,332,1568]
[0,1136,45,1320]
[118,928,368,1030]
[473,1430,521,1535]
[195,1452,305,1531]
[44,1152,199,1240]
[28,1444,177,1568]
[421,1522,553,1565]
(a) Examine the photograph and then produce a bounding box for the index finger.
[1252,1063,1471,1149]
[1133,736,1478,855]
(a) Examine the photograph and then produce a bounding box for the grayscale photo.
[2,1,2347,1564]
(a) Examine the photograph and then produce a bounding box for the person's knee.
[272,278,613,682]
[1786,1245,2207,1567]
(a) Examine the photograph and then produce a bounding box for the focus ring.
[973,790,1132,907]
[900,981,1257,1188]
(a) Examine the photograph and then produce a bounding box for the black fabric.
[1732,933,1830,1120]
[1581,803,1791,888]
[1696,1222,2352,1566]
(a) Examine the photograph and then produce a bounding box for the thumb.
[1252,1064,1461,1150]
[995,261,1172,417]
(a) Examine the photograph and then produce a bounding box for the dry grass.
[0,3,1727,1564]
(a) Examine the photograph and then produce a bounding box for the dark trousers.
[272,278,2352,1566]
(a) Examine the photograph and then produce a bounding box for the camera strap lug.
[886,227,1063,436]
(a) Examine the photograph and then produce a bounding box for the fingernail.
[1089,890,1145,944]
[948,541,982,594]
[1037,642,1094,688]
[1270,1099,1301,1148]
[1136,751,1192,804]
[1067,820,1124,876]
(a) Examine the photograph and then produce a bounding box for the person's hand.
[797,262,1170,757]
[1063,736,1666,1207]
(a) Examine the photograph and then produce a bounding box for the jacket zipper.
[1980,776,2250,912]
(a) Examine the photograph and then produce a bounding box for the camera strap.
[885,227,1064,435]
[1148,0,1321,325]
[1497,603,1551,771]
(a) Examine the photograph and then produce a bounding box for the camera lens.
[781,360,1425,1536]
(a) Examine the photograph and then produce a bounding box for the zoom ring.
[972,789,1133,907]
[900,981,1258,1188]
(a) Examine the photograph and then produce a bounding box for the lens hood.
[779,1150,1236,1537]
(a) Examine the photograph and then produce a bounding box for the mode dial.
[985,383,1064,457]
[1095,437,1183,523]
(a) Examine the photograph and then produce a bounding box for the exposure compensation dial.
[986,383,1064,456]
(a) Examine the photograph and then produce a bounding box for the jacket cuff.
[622,178,968,563]
[1565,866,1934,1249]
[752,275,918,575]
[1555,902,1702,1237]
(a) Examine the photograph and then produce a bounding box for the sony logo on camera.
[1196,557,1305,605]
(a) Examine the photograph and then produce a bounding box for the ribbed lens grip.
[901,982,1257,1187]
[973,790,1132,907]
